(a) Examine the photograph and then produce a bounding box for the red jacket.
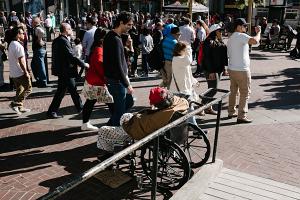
[85,47,106,86]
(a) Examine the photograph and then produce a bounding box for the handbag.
[96,86,114,103]
[172,73,191,100]
[1,50,7,61]
[82,81,114,103]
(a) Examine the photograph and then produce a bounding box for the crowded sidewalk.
[0,37,300,199]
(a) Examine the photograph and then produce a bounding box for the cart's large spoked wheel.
[183,123,211,168]
[141,138,190,190]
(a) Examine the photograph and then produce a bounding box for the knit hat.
[149,87,168,106]
[120,113,133,126]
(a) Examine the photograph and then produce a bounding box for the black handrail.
[40,88,230,200]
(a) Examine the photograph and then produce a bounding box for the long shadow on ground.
[249,67,300,110]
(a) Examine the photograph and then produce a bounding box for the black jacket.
[202,38,228,73]
[51,35,86,78]
[103,31,130,87]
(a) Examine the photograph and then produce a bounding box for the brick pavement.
[0,43,300,199]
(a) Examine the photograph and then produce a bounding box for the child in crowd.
[140,28,153,77]
[73,38,84,80]
[73,38,83,59]
[121,34,134,77]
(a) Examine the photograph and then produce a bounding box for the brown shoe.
[205,108,218,115]
[228,113,238,119]
[237,117,252,124]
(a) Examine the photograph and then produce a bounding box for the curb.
[171,159,223,200]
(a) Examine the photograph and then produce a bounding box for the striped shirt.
[162,35,177,61]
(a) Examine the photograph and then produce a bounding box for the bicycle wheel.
[182,123,210,168]
[140,137,190,190]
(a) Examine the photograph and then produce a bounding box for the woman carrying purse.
[81,28,113,131]
[201,24,228,115]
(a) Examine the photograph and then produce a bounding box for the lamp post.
[100,0,103,12]
[247,0,253,35]
[23,0,27,17]
[161,0,164,13]
[188,0,193,20]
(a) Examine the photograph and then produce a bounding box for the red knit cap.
[149,87,168,105]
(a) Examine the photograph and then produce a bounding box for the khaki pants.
[160,60,172,89]
[11,74,32,108]
[228,69,251,119]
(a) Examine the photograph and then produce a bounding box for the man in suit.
[47,23,89,118]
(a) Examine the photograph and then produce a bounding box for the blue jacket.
[162,23,177,37]
[162,34,177,61]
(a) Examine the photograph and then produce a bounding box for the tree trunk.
[247,0,253,35]
[99,0,103,12]
[188,0,193,20]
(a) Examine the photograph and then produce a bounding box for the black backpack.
[148,39,165,71]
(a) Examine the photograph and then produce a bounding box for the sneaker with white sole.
[9,104,21,115]
[81,122,99,131]
[19,108,31,113]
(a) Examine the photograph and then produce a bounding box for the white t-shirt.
[73,44,83,59]
[8,41,25,78]
[227,32,251,71]
[179,25,195,45]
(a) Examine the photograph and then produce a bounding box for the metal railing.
[40,88,230,200]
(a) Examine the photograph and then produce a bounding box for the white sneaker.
[191,60,197,66]
[9,104,21,115]
[19,108,31,113]
[81,122,99,131]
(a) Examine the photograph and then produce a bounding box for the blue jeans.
[31,48,47,86]
[106,79,133,126]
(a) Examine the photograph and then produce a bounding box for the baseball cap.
[209,24,223,33]
[234,18,249,27]
[149,87,168,105]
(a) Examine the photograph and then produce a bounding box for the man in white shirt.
[179,17,195,47]
[227,18,261,124]
[82,17,97,62]
[179,17,195,65]
[8,27,32,114]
